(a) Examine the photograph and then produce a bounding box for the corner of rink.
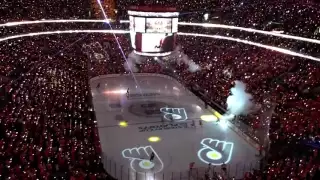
[89,73,260,179]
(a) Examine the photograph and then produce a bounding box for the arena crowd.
[0,0,320,179]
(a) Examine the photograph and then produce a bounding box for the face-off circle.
[128,101,169,117]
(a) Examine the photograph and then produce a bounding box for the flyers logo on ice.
[122,146,164,174]
[160,107,188,121]
[197,138,234,165]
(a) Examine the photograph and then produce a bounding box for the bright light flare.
[200,115,218,122]
[103,89,127,94]
[148,136,161,142]
[203,13,209,21]
[119,121,128,127]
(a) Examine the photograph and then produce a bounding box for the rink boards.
[90,73,259,179]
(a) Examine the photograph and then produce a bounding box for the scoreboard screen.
[133,17,146,33]
[146,18,172,33]
[128,9,179,56]
[130,17,178,34]
[135,33,175,53]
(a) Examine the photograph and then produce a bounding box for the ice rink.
[90,74,259,179]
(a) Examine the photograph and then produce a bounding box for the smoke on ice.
[172,45,200,72]
[226,81,254,116]
[124,51,147,72]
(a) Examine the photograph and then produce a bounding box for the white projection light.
[160,107,188,121]
[200,115,218,122]
[204,13,209,21]
[197,138,234,165]
[122,146,164,174]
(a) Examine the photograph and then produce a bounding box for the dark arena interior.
[1,0,320,180]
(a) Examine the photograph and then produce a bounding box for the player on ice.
[149,152,155,162]
[96,83,101,93]
[126,88,129,99]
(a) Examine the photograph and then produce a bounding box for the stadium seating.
[1,0,320,179]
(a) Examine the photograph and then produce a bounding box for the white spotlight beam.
[0,29,319,62]
[178,22,320,45]
[178,32,320,62]
[0,30,129,42]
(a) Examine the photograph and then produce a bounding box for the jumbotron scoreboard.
[128,6,179,56]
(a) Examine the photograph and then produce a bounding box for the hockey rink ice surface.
[90,74,259,180]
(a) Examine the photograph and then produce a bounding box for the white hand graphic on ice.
[122,146,164,174]
[160,107,188,121]
[197,138,234,165]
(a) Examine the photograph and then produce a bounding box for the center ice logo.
[160,107,188,121]
[122,146,164,174]
[197,138,234,165]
